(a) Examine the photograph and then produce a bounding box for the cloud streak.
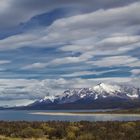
[0,0,138,29]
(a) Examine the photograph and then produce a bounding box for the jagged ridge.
[31,83,140,106]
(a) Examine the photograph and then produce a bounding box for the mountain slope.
[22,83,140,110]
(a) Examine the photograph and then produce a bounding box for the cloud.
[60,36,140,57]
[0,99,34,107]
[0,60,11,64]
[61,69,120,78]
[22,53,93,70]
[0,77,134,100]
[45,1,140,44]
[0,0,140,106]
[131,69,140,75]
[0,2,140,51]
[49,54,92,66]
[88,55,138,67]
[0,33,38,51]
[98,36,140,50]
[0,0,138,29]
[0,2,140,80]
[127,61,140,67]
[22,62,47,70]
[60,44,93,52]
[0,79,49,101]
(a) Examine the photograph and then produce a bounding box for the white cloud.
[22,53,93,70]
[0,79,49,100]
[0,99,34,107]
[88,55,138,67]
[0,60,11,64]
[61,69,120,77]
[0,33,39,51]
[49,54,92,66]
[100,36,140,45]
[60,44,94,52]
[0,2,140,77]
[131,69,140,75]
[0,0,136,29]
[0,2,140,51]
[22,62,47,70]
[127,61,140,67]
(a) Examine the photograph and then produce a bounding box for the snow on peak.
[126,93,139,98]
[38,83,140,104]
[39,96,56,103]
[93,83,121,94]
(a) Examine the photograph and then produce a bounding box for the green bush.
[66,131,76,140]
[77,133,95,140]
[21,127,44,138]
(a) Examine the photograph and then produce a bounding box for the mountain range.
[18,83,140,110]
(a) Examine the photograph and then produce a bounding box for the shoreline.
[30,112,140,116]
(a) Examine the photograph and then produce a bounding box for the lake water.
[0,110,140,122]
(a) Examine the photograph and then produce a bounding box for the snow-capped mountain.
[27,83,140,109]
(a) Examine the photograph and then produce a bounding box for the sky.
[0,0,140,106]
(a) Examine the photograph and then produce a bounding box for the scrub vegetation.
[0,121,140,140]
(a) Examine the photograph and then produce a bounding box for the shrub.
[21,127,44,138]
[77,133,95,140]
[66,131,76,140]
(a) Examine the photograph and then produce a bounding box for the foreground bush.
[21,127,44,138]
[0,121,140,140]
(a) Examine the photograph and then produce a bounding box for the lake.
[0,110,140,121]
